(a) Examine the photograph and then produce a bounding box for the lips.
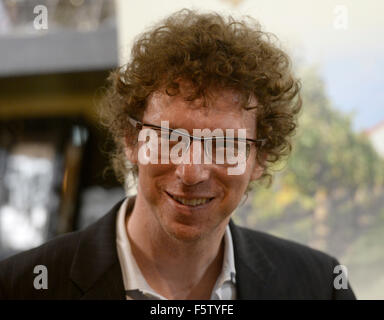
[166,192,214,207]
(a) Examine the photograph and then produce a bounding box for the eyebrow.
[152,124,255,141]
[155,122,243,134]
[129,117,262,143]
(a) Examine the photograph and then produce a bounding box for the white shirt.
[116,198,237,300]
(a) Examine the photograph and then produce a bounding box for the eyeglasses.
[128,116,266,165]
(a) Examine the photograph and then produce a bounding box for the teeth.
[172,196,211,206]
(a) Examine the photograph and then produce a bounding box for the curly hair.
[99,9,302,193]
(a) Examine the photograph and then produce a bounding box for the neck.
[126,195,227,299]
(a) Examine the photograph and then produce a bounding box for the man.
[0,9,355,299]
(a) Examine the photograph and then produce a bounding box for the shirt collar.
[116,197,236,299]
[116,198,162,298]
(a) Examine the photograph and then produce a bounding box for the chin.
[164,221,205,243]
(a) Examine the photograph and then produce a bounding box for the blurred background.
[0,0,383,299]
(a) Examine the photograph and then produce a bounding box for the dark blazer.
[0,197,356,300]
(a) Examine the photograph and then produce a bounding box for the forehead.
[144,87,258,135]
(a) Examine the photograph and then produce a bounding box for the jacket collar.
[69,196,276,299]
[229,220,277,299]
[70,199,126,299]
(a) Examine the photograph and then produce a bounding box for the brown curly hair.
[99,9,302,193]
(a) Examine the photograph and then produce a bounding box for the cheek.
[221,172,251,202]
[214,175,250,219]
[137,163,175,196]
[138,162,174,179]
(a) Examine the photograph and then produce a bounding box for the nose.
[175,140,211,185]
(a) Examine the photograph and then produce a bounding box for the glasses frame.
[128,116,266,162]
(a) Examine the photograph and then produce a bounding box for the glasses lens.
[145,127,251,165]
[204,138,249,165]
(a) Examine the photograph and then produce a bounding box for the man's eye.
[226,141,240,154]
[159,129,171,139]
[212,138,226,151]
[159,131,184,147]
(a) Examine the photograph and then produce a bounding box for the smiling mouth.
[166,192,214,207]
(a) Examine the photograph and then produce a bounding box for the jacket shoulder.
[232,224,356,299]
[0,230,82,299]
[237,224,335,265]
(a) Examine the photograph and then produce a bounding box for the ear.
[124,135,138,164]
[250,153,267,181]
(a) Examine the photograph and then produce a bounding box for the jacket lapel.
[70,199,126,300]
[229,220,277,299]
